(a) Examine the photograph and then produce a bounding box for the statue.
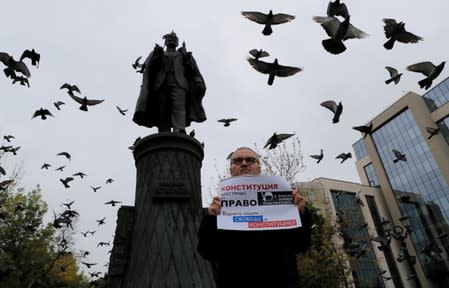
[133,31,207,133]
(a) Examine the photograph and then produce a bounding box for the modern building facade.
[299,178,401,288]
[352,76,449,288]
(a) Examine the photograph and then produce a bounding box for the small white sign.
[217,175,301,231]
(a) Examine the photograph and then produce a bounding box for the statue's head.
[163,31,179,48]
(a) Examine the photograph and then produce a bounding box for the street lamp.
[380,216,421,288]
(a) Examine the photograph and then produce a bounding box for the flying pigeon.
[264,132,295,149]
[385,66,402,85]
[327,0,349,19]
[55,165,66,172]
[41,163,51,169]
[0,52,31,78]
[106,178,114,184]
[5,146,20,156]
[426,126,440,140]
[358,222,368,230]
[241,10,295,36]
[310,149,324,163]
[60,177,74,188]
[313,15,368,54]
[392,149,407,163]
[69,94,104,111]
[352,123,373,138]
[54,101,65,110]
[335,152,352,163]
[382,19,423,50]
[96,217,106,226]
[20,49,40,68]
[247,57,302,86]
[406,61,446,90]
[3,135,14,142]
[60,83,81,96]
[132,56,144,73]
[116,106,128,115]
[0,145,12,152]
[91,186,102,192]
[12,76,29,87]
[398,193,411,203]
[128,137,141,151]
[105,200,122,207]
[320,100,343,123]
[81,262,97,269]
[89,271,101,278]
[57,152,71,161]
[62,200,75,209]
[32,108,53,120]
[0,179,14,191]
[217,118,238,127]
[73,172,87,178]
[371,236,391,251]
[249,49,270,60]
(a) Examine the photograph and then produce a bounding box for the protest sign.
[217,175,301,231]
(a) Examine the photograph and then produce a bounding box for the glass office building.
[331,190,385,288]
[353,77,449,288]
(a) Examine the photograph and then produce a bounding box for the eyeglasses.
[231,157,258,165]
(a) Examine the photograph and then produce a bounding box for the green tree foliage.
[0,184,90,287]
[297,205,353,288]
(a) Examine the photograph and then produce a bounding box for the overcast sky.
[2,0,449,278]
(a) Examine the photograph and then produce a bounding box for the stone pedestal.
[121,133,215,288]
[106,206,135,288]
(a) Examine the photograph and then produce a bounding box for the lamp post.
[380,216,422,288]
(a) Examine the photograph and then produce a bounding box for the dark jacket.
[197,209,312,288]
[133,46,206,129]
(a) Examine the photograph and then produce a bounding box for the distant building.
[298,78,449,288]
[298,178,399,288]
[351,76,449,288]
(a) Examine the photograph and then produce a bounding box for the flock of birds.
[0,53,125,279]
[1,136,121,280]
[128,1,447,166]
[236,1,445,167]
[1,40,127,284]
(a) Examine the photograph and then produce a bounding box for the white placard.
[216,175,301,231]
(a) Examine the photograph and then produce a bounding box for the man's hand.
[292,187,306,214]
[208,196,221,216]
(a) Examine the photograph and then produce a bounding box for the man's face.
[230,148,261,176]
[165,36,178,49]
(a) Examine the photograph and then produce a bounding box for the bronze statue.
[133,31,206,133]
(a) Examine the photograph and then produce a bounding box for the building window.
[423,76,449,111]
[364,163,379,187]
[331,190,385,287]
[353,138,368,160]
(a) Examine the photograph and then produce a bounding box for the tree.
[254,136,305,183]
[0,184,90,287]
[297,204,353,288]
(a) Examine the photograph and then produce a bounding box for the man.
[133,31,206,133]
[197,147,312,288]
